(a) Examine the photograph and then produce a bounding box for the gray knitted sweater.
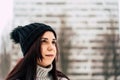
[36,64,52,80]
[36,65,68,80]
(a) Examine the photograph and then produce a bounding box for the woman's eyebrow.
[53,38,57,40]
[41,38,56,40]
[41,38,48,40]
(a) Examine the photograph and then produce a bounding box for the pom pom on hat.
[10,26,22,43]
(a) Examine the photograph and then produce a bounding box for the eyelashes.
[40,39,57,44]
[40,39,46,42]
[52,40,56,44]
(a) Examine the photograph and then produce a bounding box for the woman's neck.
[36,64,53,78]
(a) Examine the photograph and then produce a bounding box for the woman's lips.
[45,54,54,57]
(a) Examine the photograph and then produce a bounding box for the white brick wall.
[12,0,119,80]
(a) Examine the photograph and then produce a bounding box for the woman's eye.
[41,39,56,44]
[41,40,47,43]
[52,41,56,44]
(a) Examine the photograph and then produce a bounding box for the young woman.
[5,23,70,80]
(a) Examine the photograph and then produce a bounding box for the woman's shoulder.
[56,70,70,80]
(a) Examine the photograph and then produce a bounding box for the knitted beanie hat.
[10,23,56,56]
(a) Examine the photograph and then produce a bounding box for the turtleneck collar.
[36,64,53,79]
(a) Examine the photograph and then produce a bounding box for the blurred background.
[0,0,120,80]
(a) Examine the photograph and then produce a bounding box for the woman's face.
[37,31,57,67]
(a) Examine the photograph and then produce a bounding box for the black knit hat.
[10,23,56,56]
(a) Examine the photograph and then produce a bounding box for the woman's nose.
[48,43,54,51]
